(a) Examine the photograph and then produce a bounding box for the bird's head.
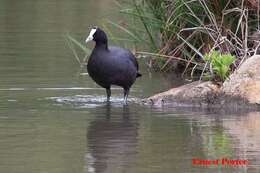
[85,26,107,45]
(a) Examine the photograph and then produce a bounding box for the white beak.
[85,36,93,43]
[85,28,97,43]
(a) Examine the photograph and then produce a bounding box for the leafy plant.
[203,51,235,82]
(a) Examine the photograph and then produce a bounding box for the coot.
[85,26,141,104]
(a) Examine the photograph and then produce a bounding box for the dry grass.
[107,0,260,79]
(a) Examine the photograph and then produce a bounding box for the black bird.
[85,26,141,104]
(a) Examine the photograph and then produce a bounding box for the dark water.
[1,0,260,173]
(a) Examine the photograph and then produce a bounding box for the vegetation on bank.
[66,0,260,83]
[106,0,260,81]
[203,51,235,82]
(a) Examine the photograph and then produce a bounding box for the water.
[0,0,260,173]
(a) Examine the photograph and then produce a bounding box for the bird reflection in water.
[85,104,139,173]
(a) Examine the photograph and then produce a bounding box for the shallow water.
[1,0,260,173]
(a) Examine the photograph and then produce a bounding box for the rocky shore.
[144,55,260,109]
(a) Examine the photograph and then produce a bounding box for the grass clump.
[107,0,260,82]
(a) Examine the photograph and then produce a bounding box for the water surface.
[1,0,260,173]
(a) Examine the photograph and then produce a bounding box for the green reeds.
[107,0,260,81]
[64,33,91,67]
[63,0,260,82]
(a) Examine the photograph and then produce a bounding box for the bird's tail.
[136,73,142,78]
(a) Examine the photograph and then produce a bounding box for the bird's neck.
[95,41,108,50]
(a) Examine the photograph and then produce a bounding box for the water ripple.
[47,95,140,108]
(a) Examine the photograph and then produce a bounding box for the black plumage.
[85,27,141,104]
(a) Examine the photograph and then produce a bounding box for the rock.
[144,81,220,107]
[222,55,260,104]
[144,55,260,109]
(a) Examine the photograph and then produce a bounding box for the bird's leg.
[123,88,129,105]
[106,88,111,102]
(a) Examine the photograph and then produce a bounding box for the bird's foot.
[123,97,128,105]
